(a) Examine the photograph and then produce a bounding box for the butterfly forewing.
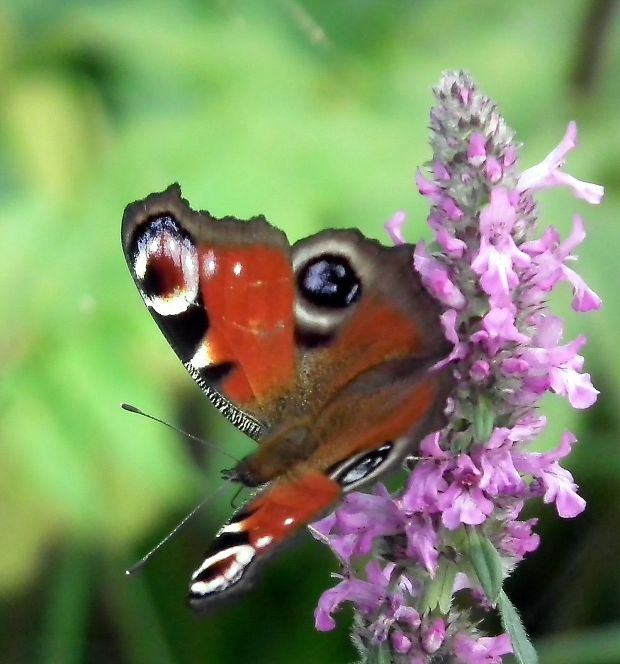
[122,185,300,441]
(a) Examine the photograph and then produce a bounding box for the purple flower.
[453,633,513,664]
[522,215,602,312]
[314,561,421,640]
[403,513,440,576]
[500,518,540,559]
[438,309,469,366]
[476,429,523,497]
[519,316,599,408]
[311,488,403,564]
[401,459,448,514]
[468,133,487,166]
[421,619,446,654]
[414,242,466,308]
[439,455,495,529]
[385,210,407,245]
[472,306,529,356]
[312,72,602,664]
[471,188,531,304]
[517,122,604,203]
[514,432,586,518]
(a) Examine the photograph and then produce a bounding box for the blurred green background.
[1,1,618,663]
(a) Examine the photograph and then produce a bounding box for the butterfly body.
[122,185,450,610]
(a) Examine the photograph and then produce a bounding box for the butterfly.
[121,184,451,611]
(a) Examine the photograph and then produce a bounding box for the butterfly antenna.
[125,480,232,577]
[121,403,239,464]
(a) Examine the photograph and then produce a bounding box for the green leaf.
[466,526,504,603]
[422,558,457,614]
[473,394,495,445]
[365,643,391,664]
[498,589,539,664]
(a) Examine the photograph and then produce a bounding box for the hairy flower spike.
[312,71,602,663]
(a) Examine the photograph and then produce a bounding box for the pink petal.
[468,132,487,166]
[385,211,407,245]
[549,366,599,408]
[562,265,602,312]
[414,243,466,308]
[436,227,467,257]
[416,170,441,202]
[485,155,503,183]
[517,122,604,203]
[422,619,446,654]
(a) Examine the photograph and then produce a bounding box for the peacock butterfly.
[121,184,451,611]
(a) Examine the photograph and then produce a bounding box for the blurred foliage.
[0,1,619,663]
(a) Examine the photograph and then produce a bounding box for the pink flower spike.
[311,73,601,658]
[468,132,487,166]
[385,211,407,245]
[517,122,604,204]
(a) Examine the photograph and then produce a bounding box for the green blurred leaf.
[498,590,539,664]
[466,526,503,604]
[473,394,495,446]
[422,558,456,614]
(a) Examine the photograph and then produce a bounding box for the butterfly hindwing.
[187,468,341,611]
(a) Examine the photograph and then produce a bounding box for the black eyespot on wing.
[128,213,201,317]
[142,260,168,298]
[127,215,187,274]
[329,444,393,489]
[297,254,361,309]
